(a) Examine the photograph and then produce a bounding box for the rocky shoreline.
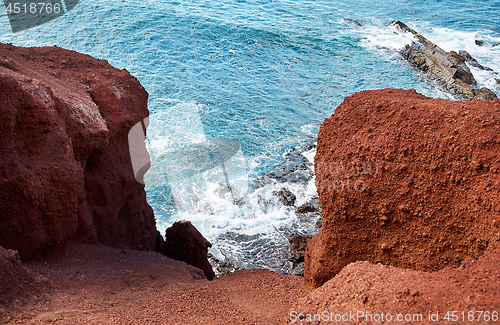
[2,42,500,324]
[392,21,497,101]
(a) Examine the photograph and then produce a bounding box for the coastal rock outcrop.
[393,21,497,101]
[0,43,159,260]
[164,221,215,280]
[305,88,500,288]
[293,88,500,323]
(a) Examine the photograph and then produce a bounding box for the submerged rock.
[458,50,493,71]
[265,143,315,185]
[296,196,322,215]
[393,21,497,101]
[296,203,316,213]
[208,249,237,278]
[475,39,500,48]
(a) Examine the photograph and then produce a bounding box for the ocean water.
[2,0,499,274]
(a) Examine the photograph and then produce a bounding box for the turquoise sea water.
[2,0,499,273]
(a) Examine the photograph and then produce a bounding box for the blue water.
[2,0,499,273]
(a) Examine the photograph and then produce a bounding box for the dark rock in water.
[289,234,314,276]
[164,221,215,280]
[458,50,493,71]
[475,39,500,48]
[345,18,362,27]
[208,250,237,277]
[265,143,316,185]
[266,159,311,183]
[475,39,486,47]
[273,188,297,206]
[212,259,236,277]
[297,196,322,215]
[393,21,497,101]
[297,203,316,214]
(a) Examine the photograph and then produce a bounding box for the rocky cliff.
[0,43,159,260]
[295,88,500,322]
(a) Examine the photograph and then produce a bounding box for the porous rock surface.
[296,88,500,323]
[164,220,216,280]
[0,43,159,260]
[292,244,500,324]
[0,245,50,312]
[306,88,500,287]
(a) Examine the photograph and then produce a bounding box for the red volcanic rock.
[292,88,500,323]
[0,245,50,311]
[164,221,215,280]
[292,240,500,324]
[0,43,159,260]
[305,89,500,288]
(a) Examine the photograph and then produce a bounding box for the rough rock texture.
[305,88,500,288]
[265,143,315,185]
[393,21,497,101]
[164,220,216,280]
[289,234,314,276]
[2,242,309,325]
[0,245,50,313]
[292,241,500,324]
[0,43,159,260]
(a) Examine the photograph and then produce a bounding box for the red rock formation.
[292,242,500,324]
[0,43,159,260]
[164,221,215,280]
[305,89,500,287]
[293,88,500,323]
[0,245,50,310]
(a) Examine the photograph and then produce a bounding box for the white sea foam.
[360,22,416,52]
[145,99,320,273]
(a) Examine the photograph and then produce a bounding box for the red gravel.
[1,242,310,325]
